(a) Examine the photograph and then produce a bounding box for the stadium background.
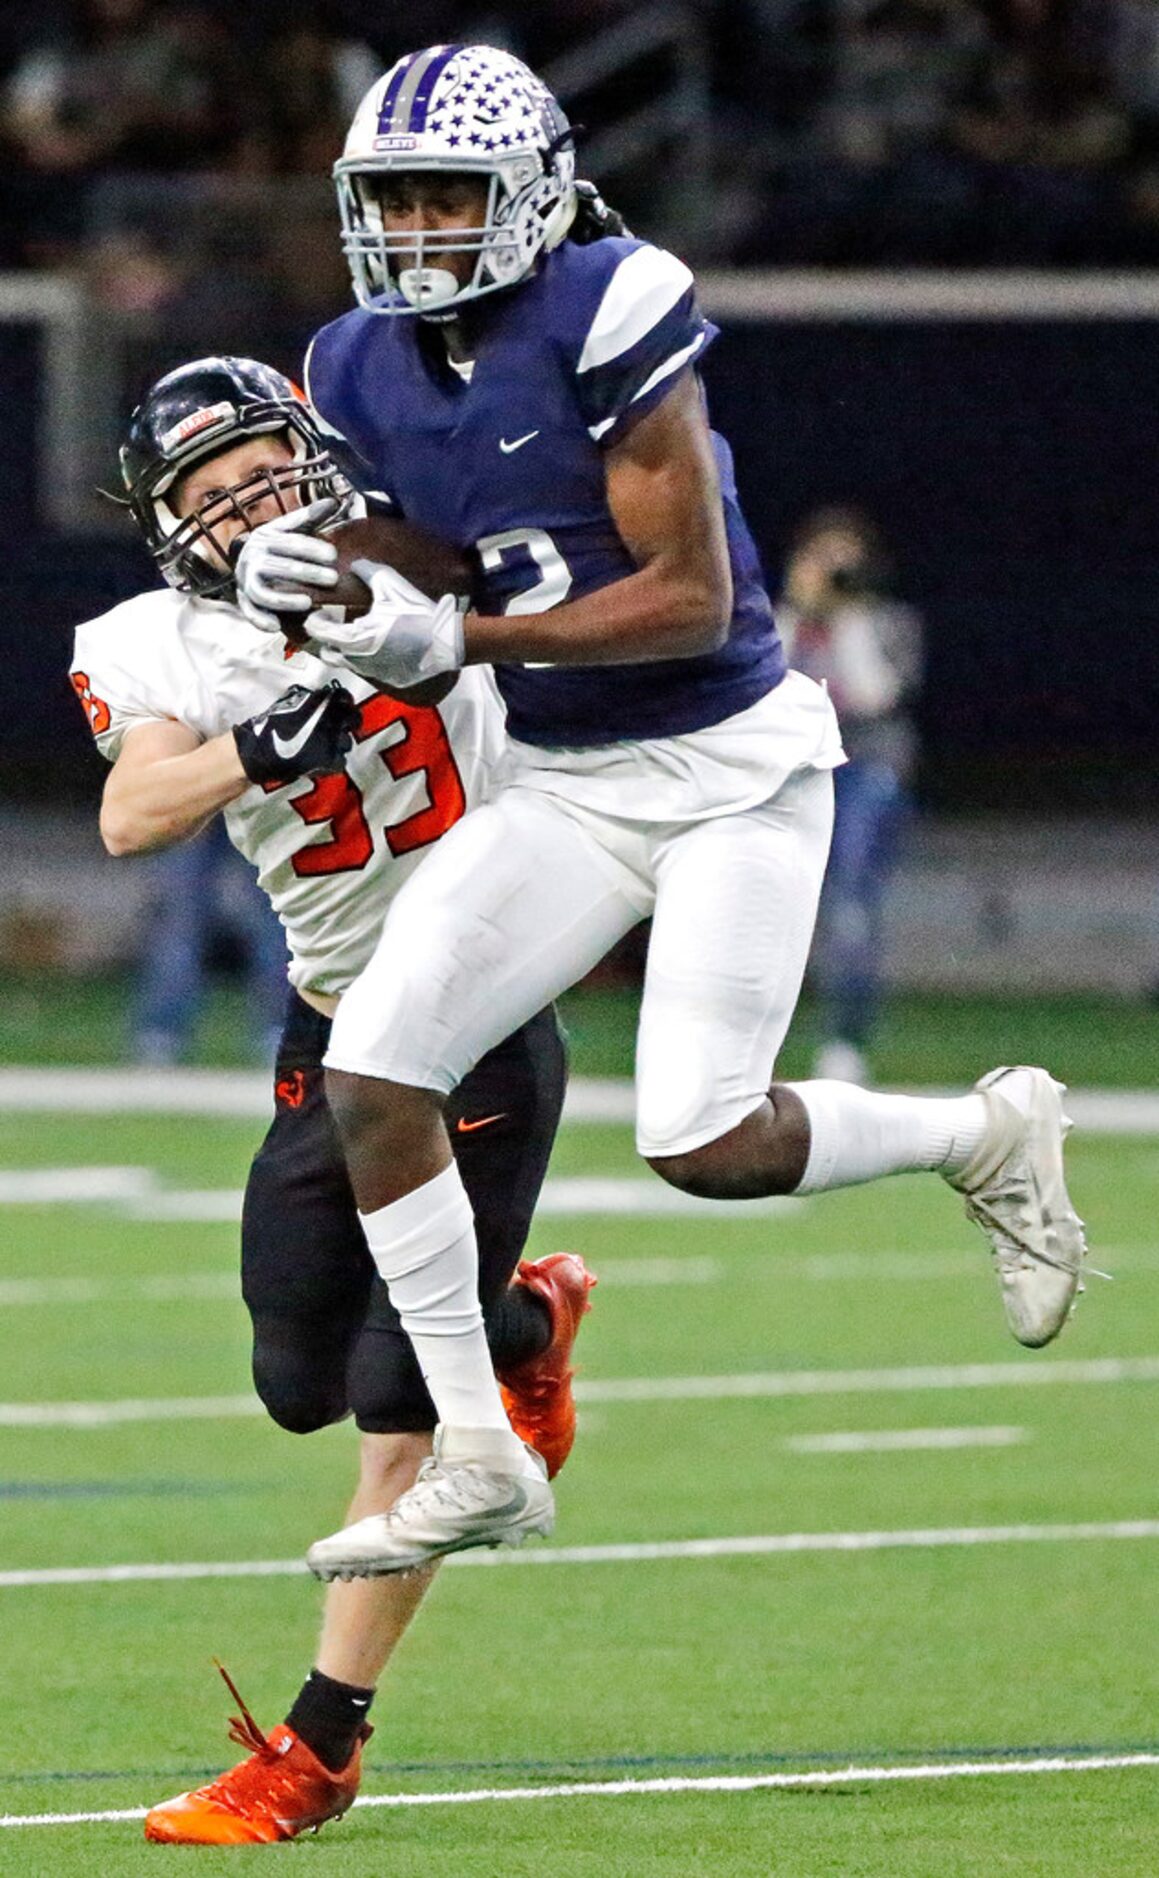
[2,6,1159,1872]
[4,0,1159,1021]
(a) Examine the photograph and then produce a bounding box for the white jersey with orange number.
[70,587,504,1000]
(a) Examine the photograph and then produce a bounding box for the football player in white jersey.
[234,44,1089,1584]
[70,355,596,1844]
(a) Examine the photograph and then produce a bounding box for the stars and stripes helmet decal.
[334,44,578,317]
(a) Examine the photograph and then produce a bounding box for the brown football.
[296,514,473,630]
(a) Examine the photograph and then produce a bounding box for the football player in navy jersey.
[235,43,1090,1581]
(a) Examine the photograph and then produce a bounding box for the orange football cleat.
[144,1665,369,1845]
[498,1252,597,1478]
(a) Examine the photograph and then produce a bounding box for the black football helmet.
[120,356,355,600]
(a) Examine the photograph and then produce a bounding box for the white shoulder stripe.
[302,335,318,404]
[577,246,695,375]
[586,332,709,440]
[301,339,345,439]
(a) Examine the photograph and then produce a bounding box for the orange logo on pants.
[275,1070,308,1109]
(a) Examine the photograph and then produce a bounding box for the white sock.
[787,1080,988,1194]
[358,1163,523,1459]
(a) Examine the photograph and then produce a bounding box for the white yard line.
[0,1168,157,1204]
[3,1748,1159,1828]
[0,1069,1157,1133]
[4,1518,1159,1590]
[577,1355,1159,1402]
[785,1425,1029,1453]
[3,1354,1159,1425]
[532,1180,801,1218]
[0,1274,238,1305]
[0,1395,265,1426]
[126,1180,802,1223]
[0,1262,717,1305]
[800,1251,978,1281]
[0,1068,272,1117]
[0,1167,799,1221]
[582,1256,720,1286]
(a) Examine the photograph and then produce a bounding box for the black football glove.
[571,177,632,242]
[233,680,359,785]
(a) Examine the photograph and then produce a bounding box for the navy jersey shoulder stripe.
[568,242,717,445]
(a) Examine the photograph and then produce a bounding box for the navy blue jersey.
[306,237,785,747]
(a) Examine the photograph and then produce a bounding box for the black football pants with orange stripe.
[241,993,566,1434]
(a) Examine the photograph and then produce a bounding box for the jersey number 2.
[273,694,465,876]
[476,525,572,668]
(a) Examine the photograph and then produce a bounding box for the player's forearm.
[100,735,249,856]
[462,559,732,667]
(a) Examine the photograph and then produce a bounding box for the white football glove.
[307,559,465,689]
[233,498,341,632]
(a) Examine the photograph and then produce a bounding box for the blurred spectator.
[738,0,992,263]
[8,1,1159,286]
[228,1,381,176]
[734,0,1159,264]
[948,0,1131,261]
[776,508,923,1085]
[824,0,990,165]
[132,817,289,1066]
[1,0,248,263]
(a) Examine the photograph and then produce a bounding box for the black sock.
[285,1668,375,1773]
[487,1285,552,1370]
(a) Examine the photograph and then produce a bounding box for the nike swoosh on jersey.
[499,430,539,454]
[271,697,331,760]
[456,1112,508,1133]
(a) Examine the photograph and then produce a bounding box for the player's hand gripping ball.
[303,515,474,631]
[234,502,471,639]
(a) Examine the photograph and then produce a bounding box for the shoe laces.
[196,1663,312,1820]
[964,1177,1084,1279]
[400,1456,511,1519]
[216,1660,276,1761]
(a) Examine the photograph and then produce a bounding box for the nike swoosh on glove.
[306,560,465,690]
[232,680,359,785]
[233,498,341,632]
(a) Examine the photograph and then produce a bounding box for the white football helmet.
[334,43,577,317]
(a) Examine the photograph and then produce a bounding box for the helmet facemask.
[155,441,343,598]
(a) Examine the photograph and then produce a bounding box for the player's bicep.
[110,717,201,772]
[100,719,201,826]
[604,370,732,617]
[99,716,236,857]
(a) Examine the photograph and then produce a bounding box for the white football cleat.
[945,1066,1088,1347]
[307,1427,554,1580]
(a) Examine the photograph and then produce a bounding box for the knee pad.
[251,1320,351,1434]
[253,1367,348,1435]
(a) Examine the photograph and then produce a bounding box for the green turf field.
[1,1010,1158,1871]
[5,969,1159,1086]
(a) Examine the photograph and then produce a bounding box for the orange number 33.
[272,693,466,877]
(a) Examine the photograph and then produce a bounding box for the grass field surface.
[1,996,1157,1872]
[6,971,1159,1086]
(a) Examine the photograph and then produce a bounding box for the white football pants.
[326,766,834,1157]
